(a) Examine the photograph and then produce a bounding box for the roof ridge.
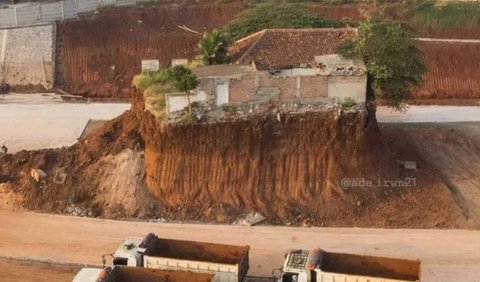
[233,29,268,45]
[235,30,269,65]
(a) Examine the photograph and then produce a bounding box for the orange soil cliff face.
[141,108,379,215]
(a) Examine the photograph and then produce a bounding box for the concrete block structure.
[0,23,55,90]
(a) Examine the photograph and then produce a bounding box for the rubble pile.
[166,101,365,124]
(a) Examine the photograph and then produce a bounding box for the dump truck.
[73,266,217,282]
[276,249,421,282]
[111,233,250,282]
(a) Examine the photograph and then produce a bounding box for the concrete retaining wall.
[0,24,55,89]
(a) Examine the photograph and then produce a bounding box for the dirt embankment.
[138,101,467,227]
[382,122,480,227]
[0,98,162,219]
[56,3,245,99]
[141,109,375,222]
[411,41,480,102]
[0,94,471,227]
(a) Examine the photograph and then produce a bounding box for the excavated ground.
[0,93,473,228]
[381,122,480,228]
[0,258,80,282]
[56,3,245,99]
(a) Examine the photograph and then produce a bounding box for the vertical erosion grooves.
[141,110,377,212]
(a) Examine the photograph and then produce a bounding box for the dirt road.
[0,209,479,282]
[0,258,80,282]
[377,106,480,123]
[0,93,130,153]
[383,122,480,227]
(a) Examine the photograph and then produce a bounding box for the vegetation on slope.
[224,1,340,40]
[413,2,480,28]
[132,66,199,121]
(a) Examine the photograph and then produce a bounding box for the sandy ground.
[377,105,480,123]
[0,94,130,153]
[382,122,480,227]
[0,258,81,282]
[0,209,479,282]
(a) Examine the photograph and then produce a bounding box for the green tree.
[337,19,425,110]
[168,65,199,115]
[224,2,339,40]
[198,29,231,65]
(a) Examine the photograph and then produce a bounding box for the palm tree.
[198,30,231,66]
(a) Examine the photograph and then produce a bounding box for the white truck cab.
[278,249,320,282]
[112,237,146,267]
[72,268,105,282]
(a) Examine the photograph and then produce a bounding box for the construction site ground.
[1,99,480,227]
[1,121,480,280]
[0,93,129,153]
[380,122,480,227]
[0,209,478,282]
[0,258,81,282]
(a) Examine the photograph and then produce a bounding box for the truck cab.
[278,249,320,282]
[112,237,145,267]
[72,268,107,282]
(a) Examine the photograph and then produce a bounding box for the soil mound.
[0,106,162,219]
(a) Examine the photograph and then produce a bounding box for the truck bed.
[318,251,421,281]
[141,235,249,265]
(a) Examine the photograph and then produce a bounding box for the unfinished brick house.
[166,28,367,114]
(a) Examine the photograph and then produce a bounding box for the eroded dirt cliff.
[138,99,467,227]
[0,94,470,228]
[142,109,372,212]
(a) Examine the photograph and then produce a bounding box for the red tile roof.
[228,28,357,70]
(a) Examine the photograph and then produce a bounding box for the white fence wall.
[0,0,159,28]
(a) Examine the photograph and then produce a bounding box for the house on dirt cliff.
[165,28,367,115]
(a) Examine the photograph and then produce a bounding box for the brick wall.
[227,73,333,104]
[300,76,328,99]
[203,70,363,106]
[229,74,257,103]
[260,75,298,101]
